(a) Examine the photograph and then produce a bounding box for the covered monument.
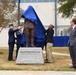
[21,5,45,48]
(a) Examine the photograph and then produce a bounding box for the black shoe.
[8,59,15,61]
[69,65,76,69]
[45,61,51,63]
[73,66,76,69]
[45,60,51,63]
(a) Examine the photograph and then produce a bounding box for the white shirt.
[72,25,76,30]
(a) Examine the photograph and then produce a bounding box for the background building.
[18,0,71,36]
[0,0,71,47]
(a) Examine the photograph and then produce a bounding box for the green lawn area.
[0,47,75,71]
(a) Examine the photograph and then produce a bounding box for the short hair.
[9,24,13,27]
[52,25,54,28]
[49,24,54,28]
[72,19,76,24]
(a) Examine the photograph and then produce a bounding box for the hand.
[18,26,21,29]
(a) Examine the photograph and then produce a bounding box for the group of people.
[7,4,76,69]
[8,22,54,64]
[8,17,76,69]
[8,18,76,69]
[8,24,24,61]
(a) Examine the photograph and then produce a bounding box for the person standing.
[68,19,76,69]
[45,24,54,63]
[16,26,23,58]
[8,24,19,61]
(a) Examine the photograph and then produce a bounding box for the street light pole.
[55,0,57,36]
[18,0,20,26]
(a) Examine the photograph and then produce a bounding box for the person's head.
[70,19,76,26]
[49,24,54,29]
[9,24,14,29]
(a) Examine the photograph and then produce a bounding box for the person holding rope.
[45,24,54,63]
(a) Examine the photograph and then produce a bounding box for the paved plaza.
[0,71,76,75]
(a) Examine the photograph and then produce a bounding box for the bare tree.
[0,0,23,32]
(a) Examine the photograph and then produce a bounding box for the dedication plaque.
[16,47,44,64]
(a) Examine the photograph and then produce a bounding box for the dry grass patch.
[52,47,69,54]
[0,47,75,71]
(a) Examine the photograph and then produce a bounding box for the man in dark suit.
[8,24,19,61]
[68,19,76,69]
[45,24,54,63]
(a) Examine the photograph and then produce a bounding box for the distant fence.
[0,28,69,47]
[53,36,69,47]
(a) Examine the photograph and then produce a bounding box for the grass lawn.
[0,47,76,71]
[52,47,69,54]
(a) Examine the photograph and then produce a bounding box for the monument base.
[16,47,44,64]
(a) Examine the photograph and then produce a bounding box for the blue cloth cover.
[21,5,45,47]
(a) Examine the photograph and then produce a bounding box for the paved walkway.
[43,51,70,56]
[0,71,76,75]
[52,52,70,56]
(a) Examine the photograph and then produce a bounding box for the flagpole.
[18,0,20,26]
[55,0,57,36]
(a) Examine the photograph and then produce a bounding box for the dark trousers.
[69,46,76,67]
[8,43,14,60]
[16,44,21,58]
[16,44,24,58]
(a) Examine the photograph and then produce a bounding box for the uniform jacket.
[16,31,22,44]
[8,29,19,44]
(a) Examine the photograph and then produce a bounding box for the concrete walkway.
[0,71,76,75]
[52,52,70,56]
[43,51,70,56]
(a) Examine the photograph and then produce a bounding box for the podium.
[16,47,44,64]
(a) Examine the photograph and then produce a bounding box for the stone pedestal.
[16,47,44,64]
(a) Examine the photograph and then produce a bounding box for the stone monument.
[16,47,44,64]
